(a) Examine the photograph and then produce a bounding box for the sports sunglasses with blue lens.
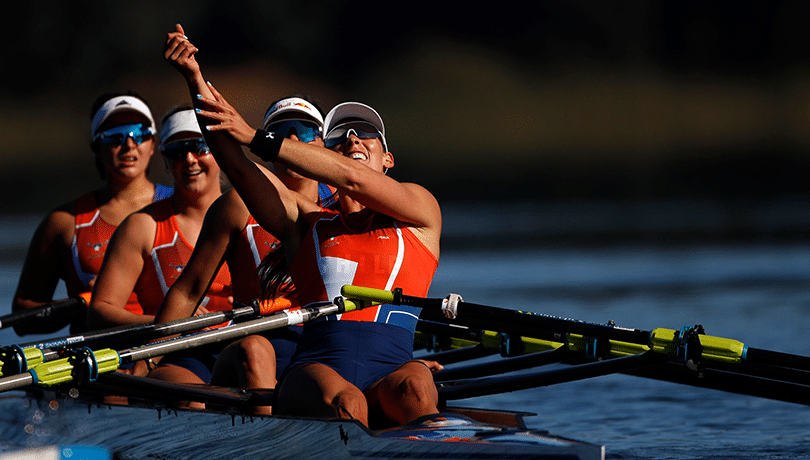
[94,123,156,146]
[323,121,382,149]
[265,119,322,143]
[159,138,211,159]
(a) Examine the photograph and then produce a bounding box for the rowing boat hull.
[0,390,603,460]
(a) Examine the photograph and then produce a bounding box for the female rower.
[87,105,229,385]
[153,99,335,391]
[12,92,172,336]
[166,25,443,427]
[155,28,336,392]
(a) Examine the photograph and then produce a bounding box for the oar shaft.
[346,286,769,367]
[343,285,652,345]
[120,307,321,363]
[0,298,370,393]
[701,359,810,387]
[626,362,810,406]
[346,285,810,404]
[120,299,364,364]
[0,373,34,393]
[744,347,810,372]
[0,297,87,330]
[24,304,257,351]
[2,304,261,377]
[432,302,652,345]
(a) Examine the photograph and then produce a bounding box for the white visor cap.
[160,109,203,145]
[263,97,324,130]
[91,95,156,138]
[323,102,388,152]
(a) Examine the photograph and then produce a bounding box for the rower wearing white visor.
[88,105,229,404]
[165,23,443,428]
[12,92,173,337]
[151,50,338,411]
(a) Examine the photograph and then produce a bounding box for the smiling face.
[162,132,221,195]
[327,125,394,174]
[92,111,156,182]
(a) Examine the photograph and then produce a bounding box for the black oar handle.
[0,297,87,330]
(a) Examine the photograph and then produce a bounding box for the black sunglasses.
[159,138,210,159]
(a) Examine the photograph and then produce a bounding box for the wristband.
[249,129,283,162]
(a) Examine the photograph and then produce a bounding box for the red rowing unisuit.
[289,211,438,329]
[69,192,140,309]
[230,215,277,303]
[130,199,232,315]
[230,214,303,308]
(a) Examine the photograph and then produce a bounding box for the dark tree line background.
[2,1,809,239]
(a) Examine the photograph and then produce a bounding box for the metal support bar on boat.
[436,351,670,401]
[416,344,497,365]
[433,346,580,382]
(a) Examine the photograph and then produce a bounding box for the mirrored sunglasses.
[94,123,155,146]
[265,119,322,143]
[323,121,382,149]
[159,138,211,159]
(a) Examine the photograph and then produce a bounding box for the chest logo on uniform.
[87,239,109,252]
[318,256,359,312]
[169,264,185,274]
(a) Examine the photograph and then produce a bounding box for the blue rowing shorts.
[260,325,302,376]
[282,320,414,391]
[159,341,225,383]
[159,326,303,383]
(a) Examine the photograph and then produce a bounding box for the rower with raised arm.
[87,105,229,388]
[156,28,337,396]
[166,24,443,428]
[12,92,172,336]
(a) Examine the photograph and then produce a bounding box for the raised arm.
[199,87,442,256]
[87,211,155,329]
[164,24,210,106]
[278,137,441,230]
[164,25,302,246]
